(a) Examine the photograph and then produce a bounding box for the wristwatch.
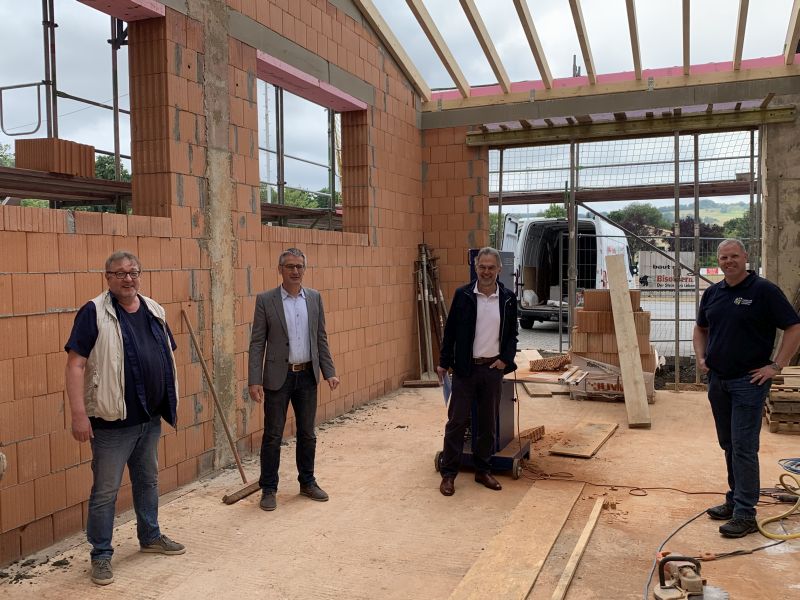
[769,362,782,372]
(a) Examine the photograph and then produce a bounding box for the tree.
[94,155,131,181]
[722,207,753,240]
[607,202,669,253]
[666,216,724,259]
[541,203,566,218]
[0,143,13,167]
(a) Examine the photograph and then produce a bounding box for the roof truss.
[459,0,511,93]
[568,0,597,84]
[733,0,749,70]
[512,0,553,89]
[625,0,642,80]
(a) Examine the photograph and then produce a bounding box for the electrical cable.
[756,468,800,541]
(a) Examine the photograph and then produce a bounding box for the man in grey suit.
[248,248,340,511]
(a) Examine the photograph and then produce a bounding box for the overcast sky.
[0,0,791,207]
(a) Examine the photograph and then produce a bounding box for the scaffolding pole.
[694,134,701,383]
[496,148,504,248]
[673,132,681,389]
[567,141,577,345]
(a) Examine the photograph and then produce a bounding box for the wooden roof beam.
[459,0,511,94]
[568,0,597,84]
[625,0,642,80]
[760,92,775,109]
[351,0,431,100]
[513,0,553,89]
[406,0,470,98]
[785,0,800,65]
[683,0,691,76]
[733,0,749,70]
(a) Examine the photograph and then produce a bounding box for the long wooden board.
[522,382,571,397]
[606,254,651,428]
[550,497,605,600]
[448,481,585,600]
[549,421,619,458]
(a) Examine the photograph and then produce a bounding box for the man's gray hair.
[717,239,747,255]
[278,247,306,266]
[105,251,141,271]
[476,246,501,265]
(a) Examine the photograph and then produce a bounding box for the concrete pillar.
[760,94,800,302]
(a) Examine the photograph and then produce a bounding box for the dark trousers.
[440,364,502,477]
[259,369,318,492]
[707,372,769,519]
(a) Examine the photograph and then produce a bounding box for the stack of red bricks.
[14,138,95,178]
[571,289,656,372]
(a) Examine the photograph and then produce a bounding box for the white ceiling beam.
[733,0,749,70]
[351,0,431,100]
[785,0,800,65]
[406,0,470,98]
[683,0,690,76]
[512,0,553,89]
[625,0,642,80]
[568,0,597,84]
[459,0,511,93]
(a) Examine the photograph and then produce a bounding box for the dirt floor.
[1,386,798,599]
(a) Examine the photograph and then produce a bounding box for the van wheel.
[519,318,534,329]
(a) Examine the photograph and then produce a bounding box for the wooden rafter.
[625,0,642,80]
[351,0,431,100]
[785,0,800,65]
[406,0,470,98]
[760,92,775,109]
[733,0,749,70]
[568,0,597,84]
[466,106,796,147]
[683,0,690,76]
[513,0,553,89]
[459,0,511,93]
[520,119,533,129]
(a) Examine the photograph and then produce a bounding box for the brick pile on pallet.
[570,289,657,373]
[14,138,95,178]
[765,368,800,433]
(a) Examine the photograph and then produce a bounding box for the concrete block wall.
[421,126,490,300]
[0,206,212,565]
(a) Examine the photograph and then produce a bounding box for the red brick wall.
[422,126,490,300]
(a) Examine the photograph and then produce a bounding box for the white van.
[502,216,634,328]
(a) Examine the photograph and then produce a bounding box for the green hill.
[657,199,749,225]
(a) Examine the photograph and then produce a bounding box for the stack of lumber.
[765,367,800,433]
[571,289,657,373]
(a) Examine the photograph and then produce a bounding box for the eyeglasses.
[281,264,305,271]
[106,271,141,280]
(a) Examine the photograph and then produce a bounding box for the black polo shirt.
[697,272,800,379]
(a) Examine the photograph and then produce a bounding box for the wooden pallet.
[764,402,800,434]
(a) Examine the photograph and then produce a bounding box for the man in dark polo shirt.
[65,251,185,585]
[693,239,800,538]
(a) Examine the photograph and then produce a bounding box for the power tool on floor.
[653,555,728,600]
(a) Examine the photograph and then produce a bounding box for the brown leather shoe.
[440,476,455,496]
[475,472,502,490]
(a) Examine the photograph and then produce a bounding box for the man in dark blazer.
[248,248,339,511]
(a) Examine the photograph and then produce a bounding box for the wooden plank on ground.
[448,481,584,600]
[550,497,605,600]
[549,422,619,458]
[606,254,651,428]
[522,382,571,397]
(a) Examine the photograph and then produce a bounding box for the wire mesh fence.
[489,131,757,193]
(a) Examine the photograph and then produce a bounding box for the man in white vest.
[65,251,184,585]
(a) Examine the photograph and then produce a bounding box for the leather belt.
[288,362,311,372]
[473,356,499,365]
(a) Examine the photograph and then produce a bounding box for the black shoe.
[260,491,277,511]
[719,517,758,538]
[706,503,734,520]
[300,483,329,502]
[440,476,455,496]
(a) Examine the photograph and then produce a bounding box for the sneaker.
[719,517,758,538]
[90,558,114,586]
[300,483,329,502]
[140,534,186,555]
[260,491,277,511]
[706,503,734,520]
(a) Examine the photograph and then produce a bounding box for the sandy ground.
[1,386,798,599]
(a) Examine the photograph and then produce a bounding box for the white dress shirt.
[472,283,500,358]
[281,286,311,364]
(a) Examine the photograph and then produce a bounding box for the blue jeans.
[707,372,769,519]
[87,417,162,560]
[259,369,318,492]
